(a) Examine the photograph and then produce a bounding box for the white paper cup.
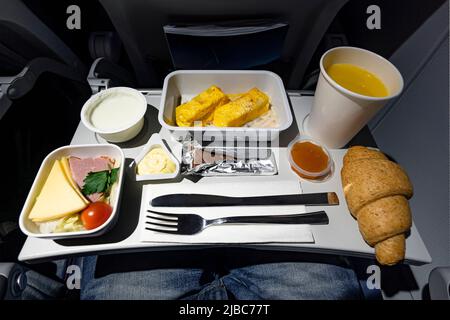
[305,46,404,149]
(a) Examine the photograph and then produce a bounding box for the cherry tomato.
[81,202,113,230]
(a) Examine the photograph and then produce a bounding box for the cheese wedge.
[60,157,89,204]
[29,160,88,222]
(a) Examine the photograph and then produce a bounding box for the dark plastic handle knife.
[151,192,339,207]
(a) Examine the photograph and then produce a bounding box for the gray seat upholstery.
[98,0,348,88]
[429,267,450,300]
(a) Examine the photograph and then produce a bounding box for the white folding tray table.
[18,90,431,265]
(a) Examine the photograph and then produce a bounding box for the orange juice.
[326,63,389,97]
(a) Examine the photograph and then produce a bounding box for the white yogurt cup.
[305,47,404,149]
[81,87,147,143]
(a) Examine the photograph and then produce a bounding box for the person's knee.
[81,268,205,300]
[224,262,363,300]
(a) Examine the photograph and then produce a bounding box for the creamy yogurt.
[90,93,143,131]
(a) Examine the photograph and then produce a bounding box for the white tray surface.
[18,91,431,265]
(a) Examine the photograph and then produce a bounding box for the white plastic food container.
[134,133,180,181]
[159,70,293,142]
[19,144,125,239]
[81,87,147,143]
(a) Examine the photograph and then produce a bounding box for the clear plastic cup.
[287,138,333,182]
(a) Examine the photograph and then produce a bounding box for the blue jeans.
[80,250,364,300]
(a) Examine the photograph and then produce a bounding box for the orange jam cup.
[287,138,333,182]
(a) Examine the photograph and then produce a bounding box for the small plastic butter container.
[134,133,180,181]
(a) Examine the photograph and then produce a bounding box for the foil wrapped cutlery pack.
[181,137,278,176]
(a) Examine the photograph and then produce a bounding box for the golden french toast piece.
[175,86,229,127]
[213,88,270,127]
[226,93,245,101]
[199,109,215,126]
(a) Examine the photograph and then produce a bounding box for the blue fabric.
[80,255,363,300]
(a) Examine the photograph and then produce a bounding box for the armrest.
[0,263,28,300]
[429,267,450,300]
[0,263,14,299]
[5,57,85,100]
[0,57,86,120]
[87,57,136,93]
[0,262,69,300]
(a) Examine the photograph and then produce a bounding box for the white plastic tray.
[18,91,431,265]
[159,70,293,141]
[19,144,125,239]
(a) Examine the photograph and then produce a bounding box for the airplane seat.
[0,0,90,120]
[98,0,349,88]
[86,31,137,93]
[429,267,450,300]
[0,0,92,265]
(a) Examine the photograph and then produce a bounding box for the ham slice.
[68,157,113,202]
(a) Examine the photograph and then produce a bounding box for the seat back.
[0,1,91,224]
[0,0,85,75]
[99,0,348,88]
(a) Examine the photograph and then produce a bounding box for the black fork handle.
[219,211,329,225]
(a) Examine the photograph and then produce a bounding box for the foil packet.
[181,139,278,177]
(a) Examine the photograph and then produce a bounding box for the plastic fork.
[146,210,329,235]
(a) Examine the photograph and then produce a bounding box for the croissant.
[341,146,413,265]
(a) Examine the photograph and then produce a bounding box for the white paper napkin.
[138,180,314,244]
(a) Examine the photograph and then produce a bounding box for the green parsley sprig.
[82,168,119,196]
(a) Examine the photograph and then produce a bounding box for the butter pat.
[29,160,88,222]
[137,146,176,175]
